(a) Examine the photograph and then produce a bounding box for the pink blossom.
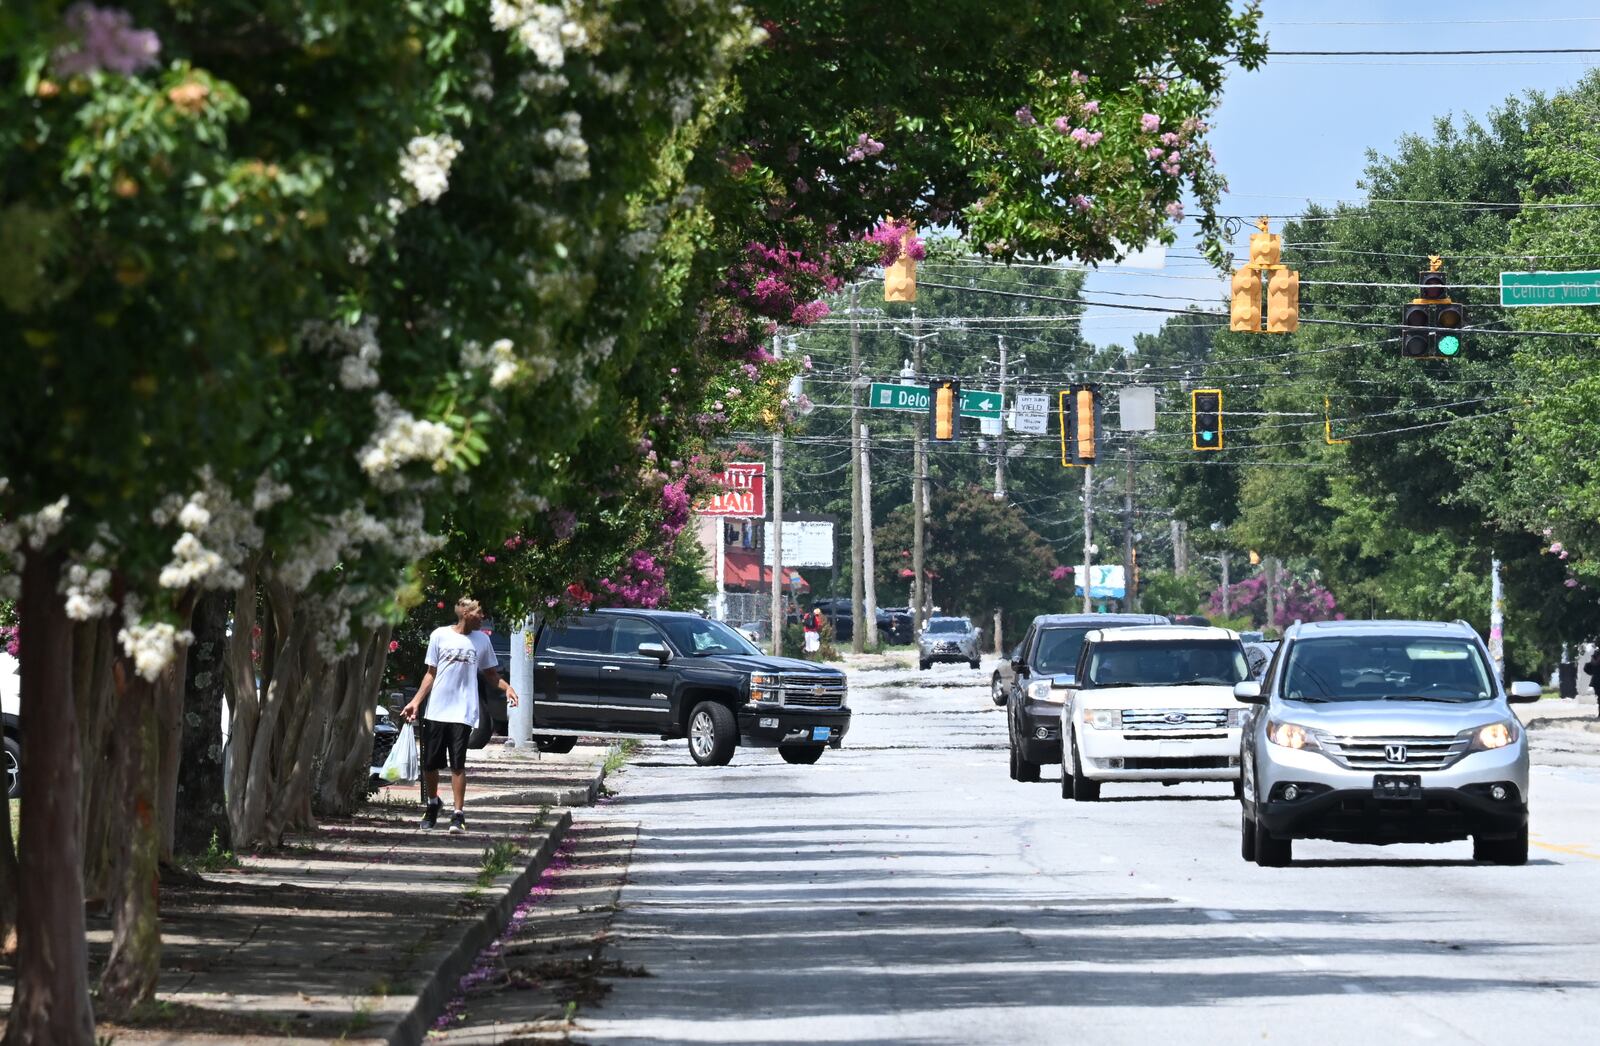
[1070,70,1088,86]
[1072,194,1092,212]
[1053,116,1072,135]
[802,354,813,370]
[1014,105,1037,127]
[741,363,760,380]
[793,177,810,194]
[1161,132,1181,146]
[1165,201,1184,220]
[1167,151,1181,163]
[1561,550,1570,560]
[1081,100,1100,116]
[1147,146,1165,160]
[388,640,399,653]
[1567,578,1581,588]
[846,132,884,162]
[1543,527,1554,537]
[1140,113,1161,133]
[52,3,161,77]
[552,509,577,540]
[1070,127,1089,145]
[483,555,496,564]
[1551,541,1564,554]
[1050,565,1074,581]
[1085,131,1103,147]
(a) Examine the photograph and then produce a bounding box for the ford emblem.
[1164,712,1188,724]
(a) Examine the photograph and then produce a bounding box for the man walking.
[401,597,519,833]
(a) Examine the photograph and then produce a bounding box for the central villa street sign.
[868,382,1002,418]
[1500,270,1600,307]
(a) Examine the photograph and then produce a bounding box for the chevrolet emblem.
[813,685,824,696]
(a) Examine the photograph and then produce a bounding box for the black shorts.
[421,720,471,772]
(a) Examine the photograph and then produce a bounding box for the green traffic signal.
[1438,334,1460,357]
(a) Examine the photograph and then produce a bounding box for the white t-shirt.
[423,627,498,727]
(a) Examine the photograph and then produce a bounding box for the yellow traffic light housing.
[929,379,959,441]
[1230,268,1262,332]
[1192,388,1222,451]
[1057,385,1100,466]
[1248,217,1281,268]
[884,223,917,302]
[1267,268,1299,333]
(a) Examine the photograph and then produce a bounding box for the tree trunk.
[96,660,165,1018]
[4,550,95,1046]
[315,626,390,818]
[172,591,232,857]
[76,618,118,907]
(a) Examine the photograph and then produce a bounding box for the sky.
[1075,0,1600,348]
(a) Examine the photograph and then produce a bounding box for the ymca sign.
[702,462,766,518]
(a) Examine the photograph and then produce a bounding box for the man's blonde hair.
[455,597,482,618]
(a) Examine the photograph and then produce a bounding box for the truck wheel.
[687,701,737,766]
[1240,811,1257,861]
[991,675,1007,706]
[1473,826,1528,866]
[1253,820,1292,867]
[534,735,577,754]
[779,745,824,765]
[1068,731,1099,800]
[4,735,19,799]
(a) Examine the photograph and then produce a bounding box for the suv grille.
[777,673,847,708]
[1121,708,1231,731]
[1318,733,1468,771]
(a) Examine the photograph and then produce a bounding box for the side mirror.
[1233,681,1264,704]
[637,642,671,664]
[1010,658,1025,673]
[1508,680,1542,704]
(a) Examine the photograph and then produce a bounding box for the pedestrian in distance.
[803,607,822,655]
[401,596,519,834]
[1584,647,1600,696]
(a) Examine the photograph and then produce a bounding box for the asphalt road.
[576,657,1600,1046]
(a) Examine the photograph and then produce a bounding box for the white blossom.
[118,618,193,682]
[540,111,590,181]
[398,133,463,204]
[357,394,456,479]
[61,561,115,621]
[493,2,591,69]
[21,496,68,551]
[177,494,211,532]
[304,318,383,390]
[252,474,292,512]
[159,532,225,589]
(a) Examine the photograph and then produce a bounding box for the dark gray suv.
[1002,612,1166,782]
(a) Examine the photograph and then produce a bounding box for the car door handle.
[536,662,556,669]
[601,665,622,672]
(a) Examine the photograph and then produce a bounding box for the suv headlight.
[1080,707,1119,730]
[1465,719,1519,752]
[1265,719,1321,751]
[1027,679,1062,702]
[749,674,779,703]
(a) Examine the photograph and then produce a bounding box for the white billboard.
[762,520,835,568]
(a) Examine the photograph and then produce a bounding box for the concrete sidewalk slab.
[0,742,615,1044]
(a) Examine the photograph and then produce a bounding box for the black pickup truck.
[531,609,850,766]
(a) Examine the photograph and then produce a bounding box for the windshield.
[1032,627,1092,675]
[659,617,762,658]
[1083,639,1249,688]
[928,618,969,634]
[1281,636,1494,703]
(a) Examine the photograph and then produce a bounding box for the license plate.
[1373,774,1422,799]
[812,727,832,742]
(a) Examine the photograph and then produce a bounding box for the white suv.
[2,652,19,799]
[1238,619,1536,867]
[1060,626,1249,801]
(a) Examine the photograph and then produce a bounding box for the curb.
[386,750,615,1045]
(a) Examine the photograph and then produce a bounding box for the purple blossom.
[1070,70,1089,86]
[1566,578,1580,588]
[741,362,760,380]
[1085,131,1103,147]
[1140,113,1161,133]
[802,354,813,370]
[846,132,884,162]
[1550,541,1565,553]
[1070,127,1089,145]
[52,3,161,76]
[1053,116,1073,135]
[1015,105,1037,127]
[793,177,810,194]
[1072,194,1092,212]
[1081,100,1100,116]
[1147,146,1165,160]
[1161,132,1181,146]
[1165,201,1184,220]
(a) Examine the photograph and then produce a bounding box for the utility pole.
[769,334,784,656]
[1171,519,1187,575]
[860,423,879,647]
[1081,464,1094,614]
[912,308,927,632]
[1122,451,1136,613]
[848,285,866,653]
[1220,550,1231,617]
[994,335,1007,500]
[1489,557,1505,680]
[1264,556,1278,634]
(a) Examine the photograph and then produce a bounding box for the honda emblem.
[1384,744,1407,764]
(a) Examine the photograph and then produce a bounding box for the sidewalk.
[1,742,614,1045]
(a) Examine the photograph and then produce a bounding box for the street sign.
[1119,386,1156,431]
[762,520,834,568]
[1500,270,1600,307]
[701,462,766,517]
[1011,392,1049,434]
[1011,409,1048,434]
[868,382,1002,418]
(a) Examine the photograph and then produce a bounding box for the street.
[574,657,1600,1045]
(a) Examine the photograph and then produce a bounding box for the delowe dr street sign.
[1500,270,1600,307]
[701,462,766,517]
[868,382,1002,418]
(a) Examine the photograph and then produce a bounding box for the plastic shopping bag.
[381,722,419,783]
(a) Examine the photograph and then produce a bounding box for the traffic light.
[1399,258,1466,359]
[1192,388,1222,451]
[1230,269,1262,332]
[1057,385,1100,466]
[929,379,959,441]
[884,223,917,302]
[1266,268,1299,333]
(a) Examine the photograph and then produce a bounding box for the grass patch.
[476,839,521,888]
[177,830,240,874]
[602,739,640,777]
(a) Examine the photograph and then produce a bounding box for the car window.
[1082,639,1249,688]
[658,617,761,657]
[612,618,665,656]
[928,618,969,633]
[1032,627,1090,675]
[1280,636,1493,702]
[537,617,613,655]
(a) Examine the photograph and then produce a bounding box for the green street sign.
[1500,270,1600,307]
[868,382,1002,418]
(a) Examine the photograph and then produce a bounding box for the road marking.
[1530,837,1600,861]
[1099,854,1116,864]
[1291,954,1323,969]
[1204,909,1236,921]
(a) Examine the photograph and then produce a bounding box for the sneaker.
[448,811,467,835]
[418,796,443,832]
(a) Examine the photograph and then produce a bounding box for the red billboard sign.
[702,462,766,518]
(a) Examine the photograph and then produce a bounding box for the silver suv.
[918,616,981,670]
[1237,620,1537,867]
